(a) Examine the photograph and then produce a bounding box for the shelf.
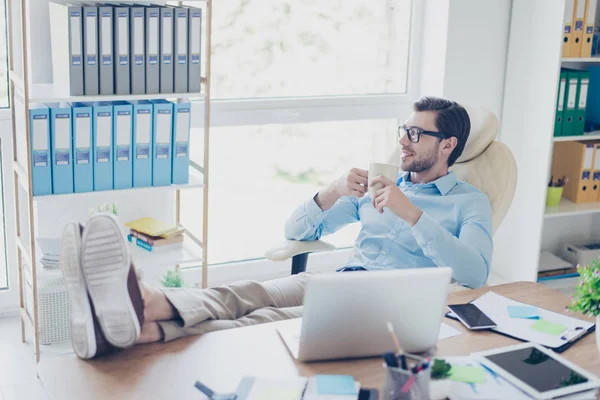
[32,166,204,202]
[544,198,600,218]
[24,83,206,104]
[553,131,600,142]
[561,57,600,63]
[129,236,204,270]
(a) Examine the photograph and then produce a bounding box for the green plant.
[431,359,452,380]
[161,269,184,288]
[89,202,119,217]
[566,260,600,316]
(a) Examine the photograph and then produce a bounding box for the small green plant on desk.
[566,259,600,317]
[431,359,452,380]
[162,269,184,288]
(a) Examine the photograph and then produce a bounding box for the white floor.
[0,316,51,400]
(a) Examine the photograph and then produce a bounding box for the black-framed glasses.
[397,125,450,143]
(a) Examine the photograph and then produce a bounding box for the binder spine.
[98,6,114,94]
[151,100,173,186]
[83,7,99,95]
[69,6,84,96]
[131,8,146,94]
[146,8,160,94]
[174,8,189,93]
[71,103,94,193]
[132,101,154,188]
[160,8,174,93]
[113,102,133,189]
[30,105,52,196]
[115,8,131,94]
[172,102,191,184]
[188,8,202,93]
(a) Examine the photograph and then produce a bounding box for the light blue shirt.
[285,171,493,288]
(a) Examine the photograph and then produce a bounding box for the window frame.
[0,109,19,315]
[187,0,423,275]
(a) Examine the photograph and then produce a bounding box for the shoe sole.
[81,214,140,348]
[60,222,96,359]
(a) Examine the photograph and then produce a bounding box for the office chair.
[265,105,518,281]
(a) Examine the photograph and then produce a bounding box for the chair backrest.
[387,105,517,235]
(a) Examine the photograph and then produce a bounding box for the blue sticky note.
[507,305,540,319]
[316,375,357,395]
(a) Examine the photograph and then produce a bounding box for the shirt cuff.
[304,195,327,227]
[410,211,438,248]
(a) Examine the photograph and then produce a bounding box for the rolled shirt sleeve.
[285,195,360,241]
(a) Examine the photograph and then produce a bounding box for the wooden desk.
[38,282,600,399]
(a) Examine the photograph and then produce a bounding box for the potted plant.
[547,176,568,207]
[161,268,184,288]
[566,260,600,352]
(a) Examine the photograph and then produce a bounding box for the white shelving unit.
[553,131,600,141]
[545,198,600,219]
[562,57,600,63]
[492,0,599,293]
[7,0,213,361]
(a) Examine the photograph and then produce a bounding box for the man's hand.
[331,168,369,198]
[315,168,368,211]
[369,175,423,226]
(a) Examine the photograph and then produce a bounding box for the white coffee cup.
[368,162,400,197]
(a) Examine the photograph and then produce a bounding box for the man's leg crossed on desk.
[60,213,308,359]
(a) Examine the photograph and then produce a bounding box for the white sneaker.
[60,222,96,359]
[80,214,141,348]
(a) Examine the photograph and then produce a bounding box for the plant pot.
[546,187,564,207]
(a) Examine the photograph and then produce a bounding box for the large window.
[208,119,398,264]
[189,0,416,266]
[211,0,412,99]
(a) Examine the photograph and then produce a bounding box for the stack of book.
[537,251,578,282]
[37,237,61,269]
[125,217,185,253]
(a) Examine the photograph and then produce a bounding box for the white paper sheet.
[439,323,462,341]
[472,292,594,349]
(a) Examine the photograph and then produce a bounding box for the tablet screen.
[483,347,588,393]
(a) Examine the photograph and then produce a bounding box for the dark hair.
[412,97,470,166]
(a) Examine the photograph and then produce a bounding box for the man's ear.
[443,137,458,153]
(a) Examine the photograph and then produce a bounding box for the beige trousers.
[158,273,311,341]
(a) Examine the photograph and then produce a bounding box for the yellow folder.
[593,142,600,202]
[552,141,595,203]
[563,0,576,57]
[570,0,586,57]
[581,0,597,57]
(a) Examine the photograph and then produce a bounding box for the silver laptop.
[277,267,453,361]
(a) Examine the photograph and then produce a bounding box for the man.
[60,97,492,359]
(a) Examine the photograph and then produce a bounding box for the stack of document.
[36,237,61,269]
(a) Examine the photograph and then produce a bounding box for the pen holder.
[382,361,431,400]
[546,186,563,207]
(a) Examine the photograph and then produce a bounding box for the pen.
[387,322,408,370]
[383,352,400,368]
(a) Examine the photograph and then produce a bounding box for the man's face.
[399,111,443,173]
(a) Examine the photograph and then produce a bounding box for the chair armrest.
[264,240,336,262]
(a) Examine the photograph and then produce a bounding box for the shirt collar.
[398,171,457,196]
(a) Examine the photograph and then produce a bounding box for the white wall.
[419,0,511,120]
[494,0,564,282]
[443,0,511,121]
